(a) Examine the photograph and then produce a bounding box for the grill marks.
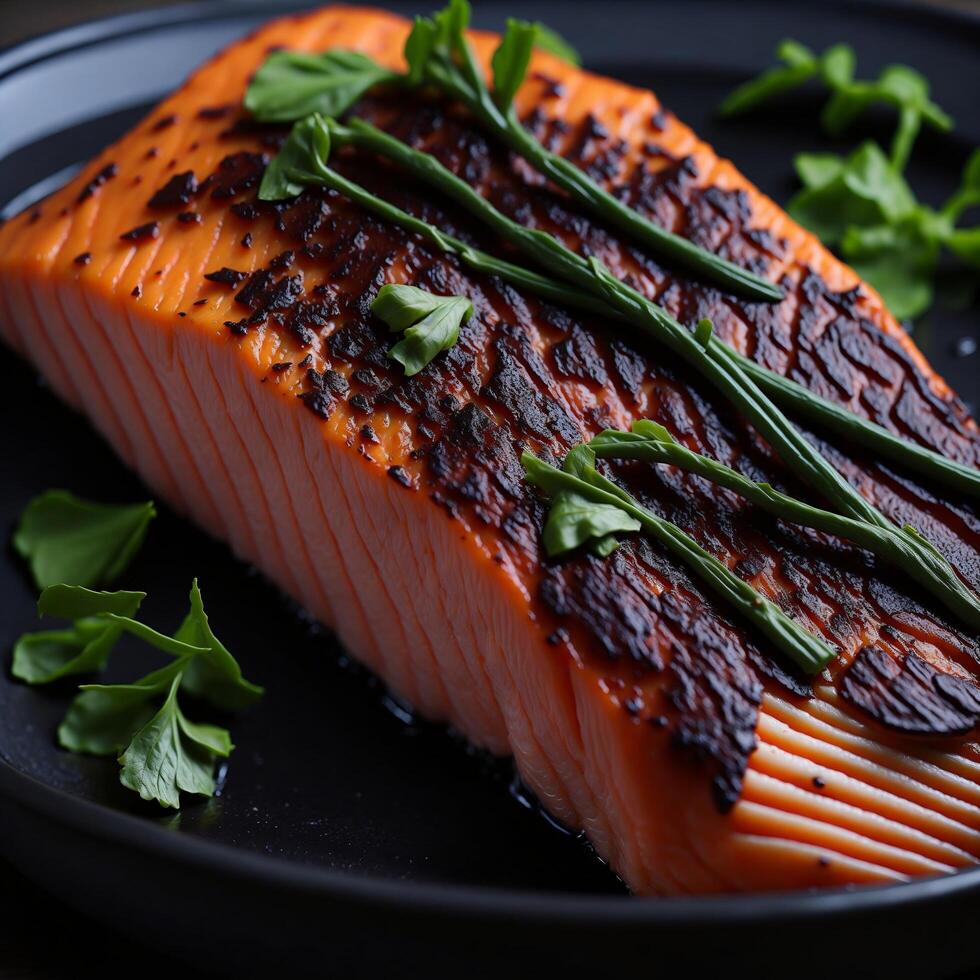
[841,648,980,736]
[166,90,978,796]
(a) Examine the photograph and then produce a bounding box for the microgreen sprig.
[719,40,953,172]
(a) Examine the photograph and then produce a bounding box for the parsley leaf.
[37,584,145,620]
[372,284,474,375]
[788,141,916,246]
[118,675,232,809]
[12,621,116,685]
[841,219,939,320]
[717,40,819,117]
[541,445,640,557]
[13,491,154,590]
[244,49,399,123]
[175,579,264,710]
[13,588,144,685]
[59,659,186,756]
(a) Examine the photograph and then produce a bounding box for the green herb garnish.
[245,1,781,302]
[371,283,474,375]
[44,580,259,809]
[261,114,980,502]
[522,449,836,675]
[719,40,980,321]
[789,144,980,320]
[12,587,145,685]
[244,48,399,123]
[118,674,233,810]
[541,445,640,557]
[261,112,980,629]
[719,40,952,171]
[13,490,155,590]
[174,579,264,711]
[590,422,980,631]
[9,491,260,809]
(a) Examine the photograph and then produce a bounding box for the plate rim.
[2,0,980,925]
[6,751,980,924]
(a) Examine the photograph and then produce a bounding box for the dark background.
[0,1,978,978]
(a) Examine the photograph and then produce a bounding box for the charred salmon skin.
[1,5,979,895]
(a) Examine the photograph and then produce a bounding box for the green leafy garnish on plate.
[118,675,233,810]
[719,40,952,171]
[789,144,980,319]
[787,140,917,246]
[59,659,187,756]
[13,490,155,589]
[371,283,474,376]
[175,579,265,711]
[8,492,260,809]
[42,582,258,809]
[12,587,145,685]
[720,40,978,321]
[717,39,821,118]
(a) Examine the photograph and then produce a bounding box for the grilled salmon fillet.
[1,5,979,895]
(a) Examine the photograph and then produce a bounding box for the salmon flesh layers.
[1,6,979,895]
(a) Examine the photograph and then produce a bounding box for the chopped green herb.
[541,445,640,557]
[13,490,155,590]
[371,283,473,375]
[244,48,398,122]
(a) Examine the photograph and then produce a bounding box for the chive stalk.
[419,57,783,303]
[591,425,980,630]
[521,451,836,675]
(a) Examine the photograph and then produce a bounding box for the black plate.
[1,1,979,977]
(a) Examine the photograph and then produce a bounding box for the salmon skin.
[1,5,979,895]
